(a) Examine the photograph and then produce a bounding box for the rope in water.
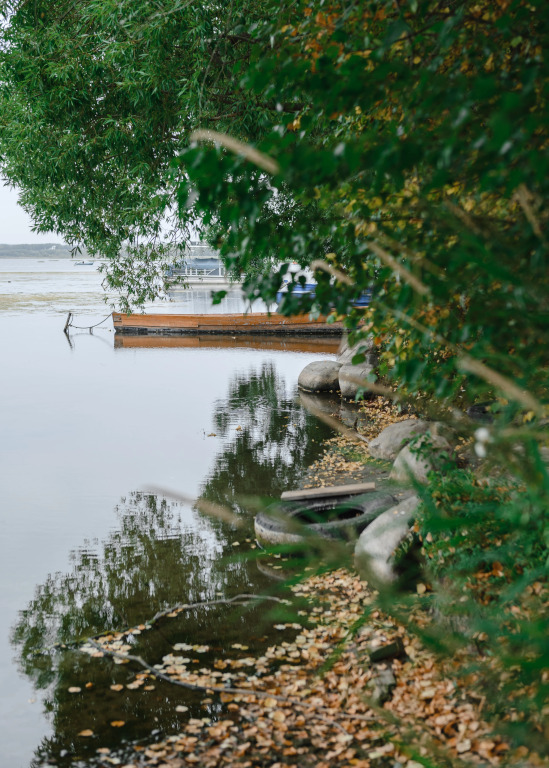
[64,312,113,331]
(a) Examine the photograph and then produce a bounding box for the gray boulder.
[337,334,375,365]
[368,419,430,460]
[390,434,453,485]
[298,360,342,392]
[339,362,377,400]
[355,495,419,585]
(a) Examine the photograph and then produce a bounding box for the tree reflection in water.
[201,361,332,510]
[11,361,333,766]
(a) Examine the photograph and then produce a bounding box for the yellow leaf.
[110,720,125,727]
[78,729,94,737]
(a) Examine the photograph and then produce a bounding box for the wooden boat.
[112,312,343,336]
[114,333,341,353]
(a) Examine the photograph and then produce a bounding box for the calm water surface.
[0,260,338,767]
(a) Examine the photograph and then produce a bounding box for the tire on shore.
[254,491,396,547]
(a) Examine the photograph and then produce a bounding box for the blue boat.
[276,266,372,308]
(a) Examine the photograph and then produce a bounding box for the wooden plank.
[281,482,376,502]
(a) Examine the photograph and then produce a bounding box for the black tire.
[254,491,396,546]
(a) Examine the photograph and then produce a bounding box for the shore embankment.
[79,401,534,768]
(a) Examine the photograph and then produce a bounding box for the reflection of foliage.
[201,362,333,507]
[12,493,223,685]
[12,361,332,766]
[11,492,274,767]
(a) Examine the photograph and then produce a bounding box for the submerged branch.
[80,639,374,730]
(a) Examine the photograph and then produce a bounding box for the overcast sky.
[0,183,63,244]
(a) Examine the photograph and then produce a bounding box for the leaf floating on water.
[110,720,126,727]
[110,684,124,692]
[68,687,81,693]
[85,682,93,689]
[175,705,189,713]
[143,685,155,691]
[78,729,94,737]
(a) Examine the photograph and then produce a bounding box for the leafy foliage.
[176,0,549,755]
[0,0,296,307]
[2,0,549,759]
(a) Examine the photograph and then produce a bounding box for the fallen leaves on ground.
[84,570,517,768]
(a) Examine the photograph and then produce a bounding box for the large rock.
[355,495,419,585]
[339,362,377,400]
[368,419,430,460]
[337,334,378,400]
[390,434,453,485]
[337,334,376,365]
[298,360,342,392]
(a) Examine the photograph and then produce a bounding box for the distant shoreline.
[0,244,81,259]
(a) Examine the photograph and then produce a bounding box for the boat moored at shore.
[112,311,344,336]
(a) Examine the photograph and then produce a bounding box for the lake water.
[0,259,339,767]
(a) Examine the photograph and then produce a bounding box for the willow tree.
[177,0,549,752]
[0,0,301,307]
